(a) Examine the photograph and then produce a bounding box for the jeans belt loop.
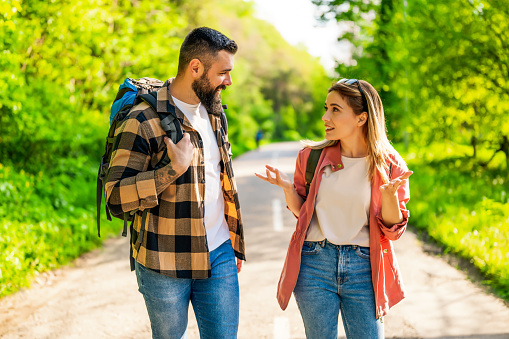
[320,239,326,248]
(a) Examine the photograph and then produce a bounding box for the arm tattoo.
[155,163,179,195]
[166,164,177,177]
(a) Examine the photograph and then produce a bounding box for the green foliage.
[404,143,509,298]
[0,0,186,171]
[400,0,509,157]
[315,0,509,156]
[0,161,122,297]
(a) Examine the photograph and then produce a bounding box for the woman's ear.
[358,112,368,126]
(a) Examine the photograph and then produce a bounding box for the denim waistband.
[307,239,369,249]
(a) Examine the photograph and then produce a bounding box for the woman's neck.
[340,137,368,158]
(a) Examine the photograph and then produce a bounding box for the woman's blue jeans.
[293,240,384,339]
[135,239,239,339]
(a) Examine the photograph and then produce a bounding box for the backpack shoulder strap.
[159,102,183,145]
[136,91,184,169]
[138,91,158,111]
[138,92,182,143]
[220,105,228,134]
[305,148,323,196]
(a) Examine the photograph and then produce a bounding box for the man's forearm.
[154,161,184,195]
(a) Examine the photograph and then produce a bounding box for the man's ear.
[358,112,368,126]
[188,59,204,78]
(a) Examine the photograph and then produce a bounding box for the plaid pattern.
[105,78,245,279]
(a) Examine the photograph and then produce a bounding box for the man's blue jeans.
[135,239,239,339]
[293,240,384,339]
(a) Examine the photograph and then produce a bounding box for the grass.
[400,142,509,300]
[0,158,122,297]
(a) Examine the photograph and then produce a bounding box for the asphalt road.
[1,141,508,339]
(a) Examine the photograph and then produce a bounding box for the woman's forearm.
[283,186,305,217]
[381,193,403,227]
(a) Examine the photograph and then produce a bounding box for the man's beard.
[191,73,226,115]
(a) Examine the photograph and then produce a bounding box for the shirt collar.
[320,141,344,172]
[156,77,192,128]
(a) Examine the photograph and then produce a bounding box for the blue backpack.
[96,77,184,239]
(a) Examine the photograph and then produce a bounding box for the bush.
[404,143,509,299]
[0,161,122,297]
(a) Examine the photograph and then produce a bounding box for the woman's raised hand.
[379,171,413,196]
[255,165,293,192]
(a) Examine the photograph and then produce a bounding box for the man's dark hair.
[177,27,238,76]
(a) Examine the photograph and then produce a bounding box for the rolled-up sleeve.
[377,155,411,240]
[293,149,307,200]
[287,148,308,218]
[135,170,158,209]
[105,112,159,215]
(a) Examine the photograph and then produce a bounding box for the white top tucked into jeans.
[306,155,371,247]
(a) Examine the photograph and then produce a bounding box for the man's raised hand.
[164,133,194,175]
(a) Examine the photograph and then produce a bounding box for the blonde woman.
[256,79,412,339]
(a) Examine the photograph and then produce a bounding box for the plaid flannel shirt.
[105,78,245,279]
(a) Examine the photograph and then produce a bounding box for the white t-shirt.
[171,96,230,252]
[306,155,371,247]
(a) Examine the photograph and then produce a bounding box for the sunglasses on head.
[338,78,368,113]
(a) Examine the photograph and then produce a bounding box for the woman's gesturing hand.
[379,170,413,196]
[255,165,293,192]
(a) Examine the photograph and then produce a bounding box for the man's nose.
[224,73,232,86]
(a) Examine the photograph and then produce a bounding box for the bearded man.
[105,27,245,339]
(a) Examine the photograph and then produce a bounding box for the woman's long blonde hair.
[302,79,396,184]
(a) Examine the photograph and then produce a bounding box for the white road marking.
[273,316,290,339]
[271,152,279,167]
[273,198,283,232]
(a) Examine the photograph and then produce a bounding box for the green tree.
[313,0,509,166]
[312,0,409,140]
[403,0,509,165]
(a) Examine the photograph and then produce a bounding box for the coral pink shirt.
[277,142,410,319]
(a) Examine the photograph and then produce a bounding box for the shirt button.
[383,249,388,253]
[201,161,204,164]
[201,179,205,183]
[338,163,342,168]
